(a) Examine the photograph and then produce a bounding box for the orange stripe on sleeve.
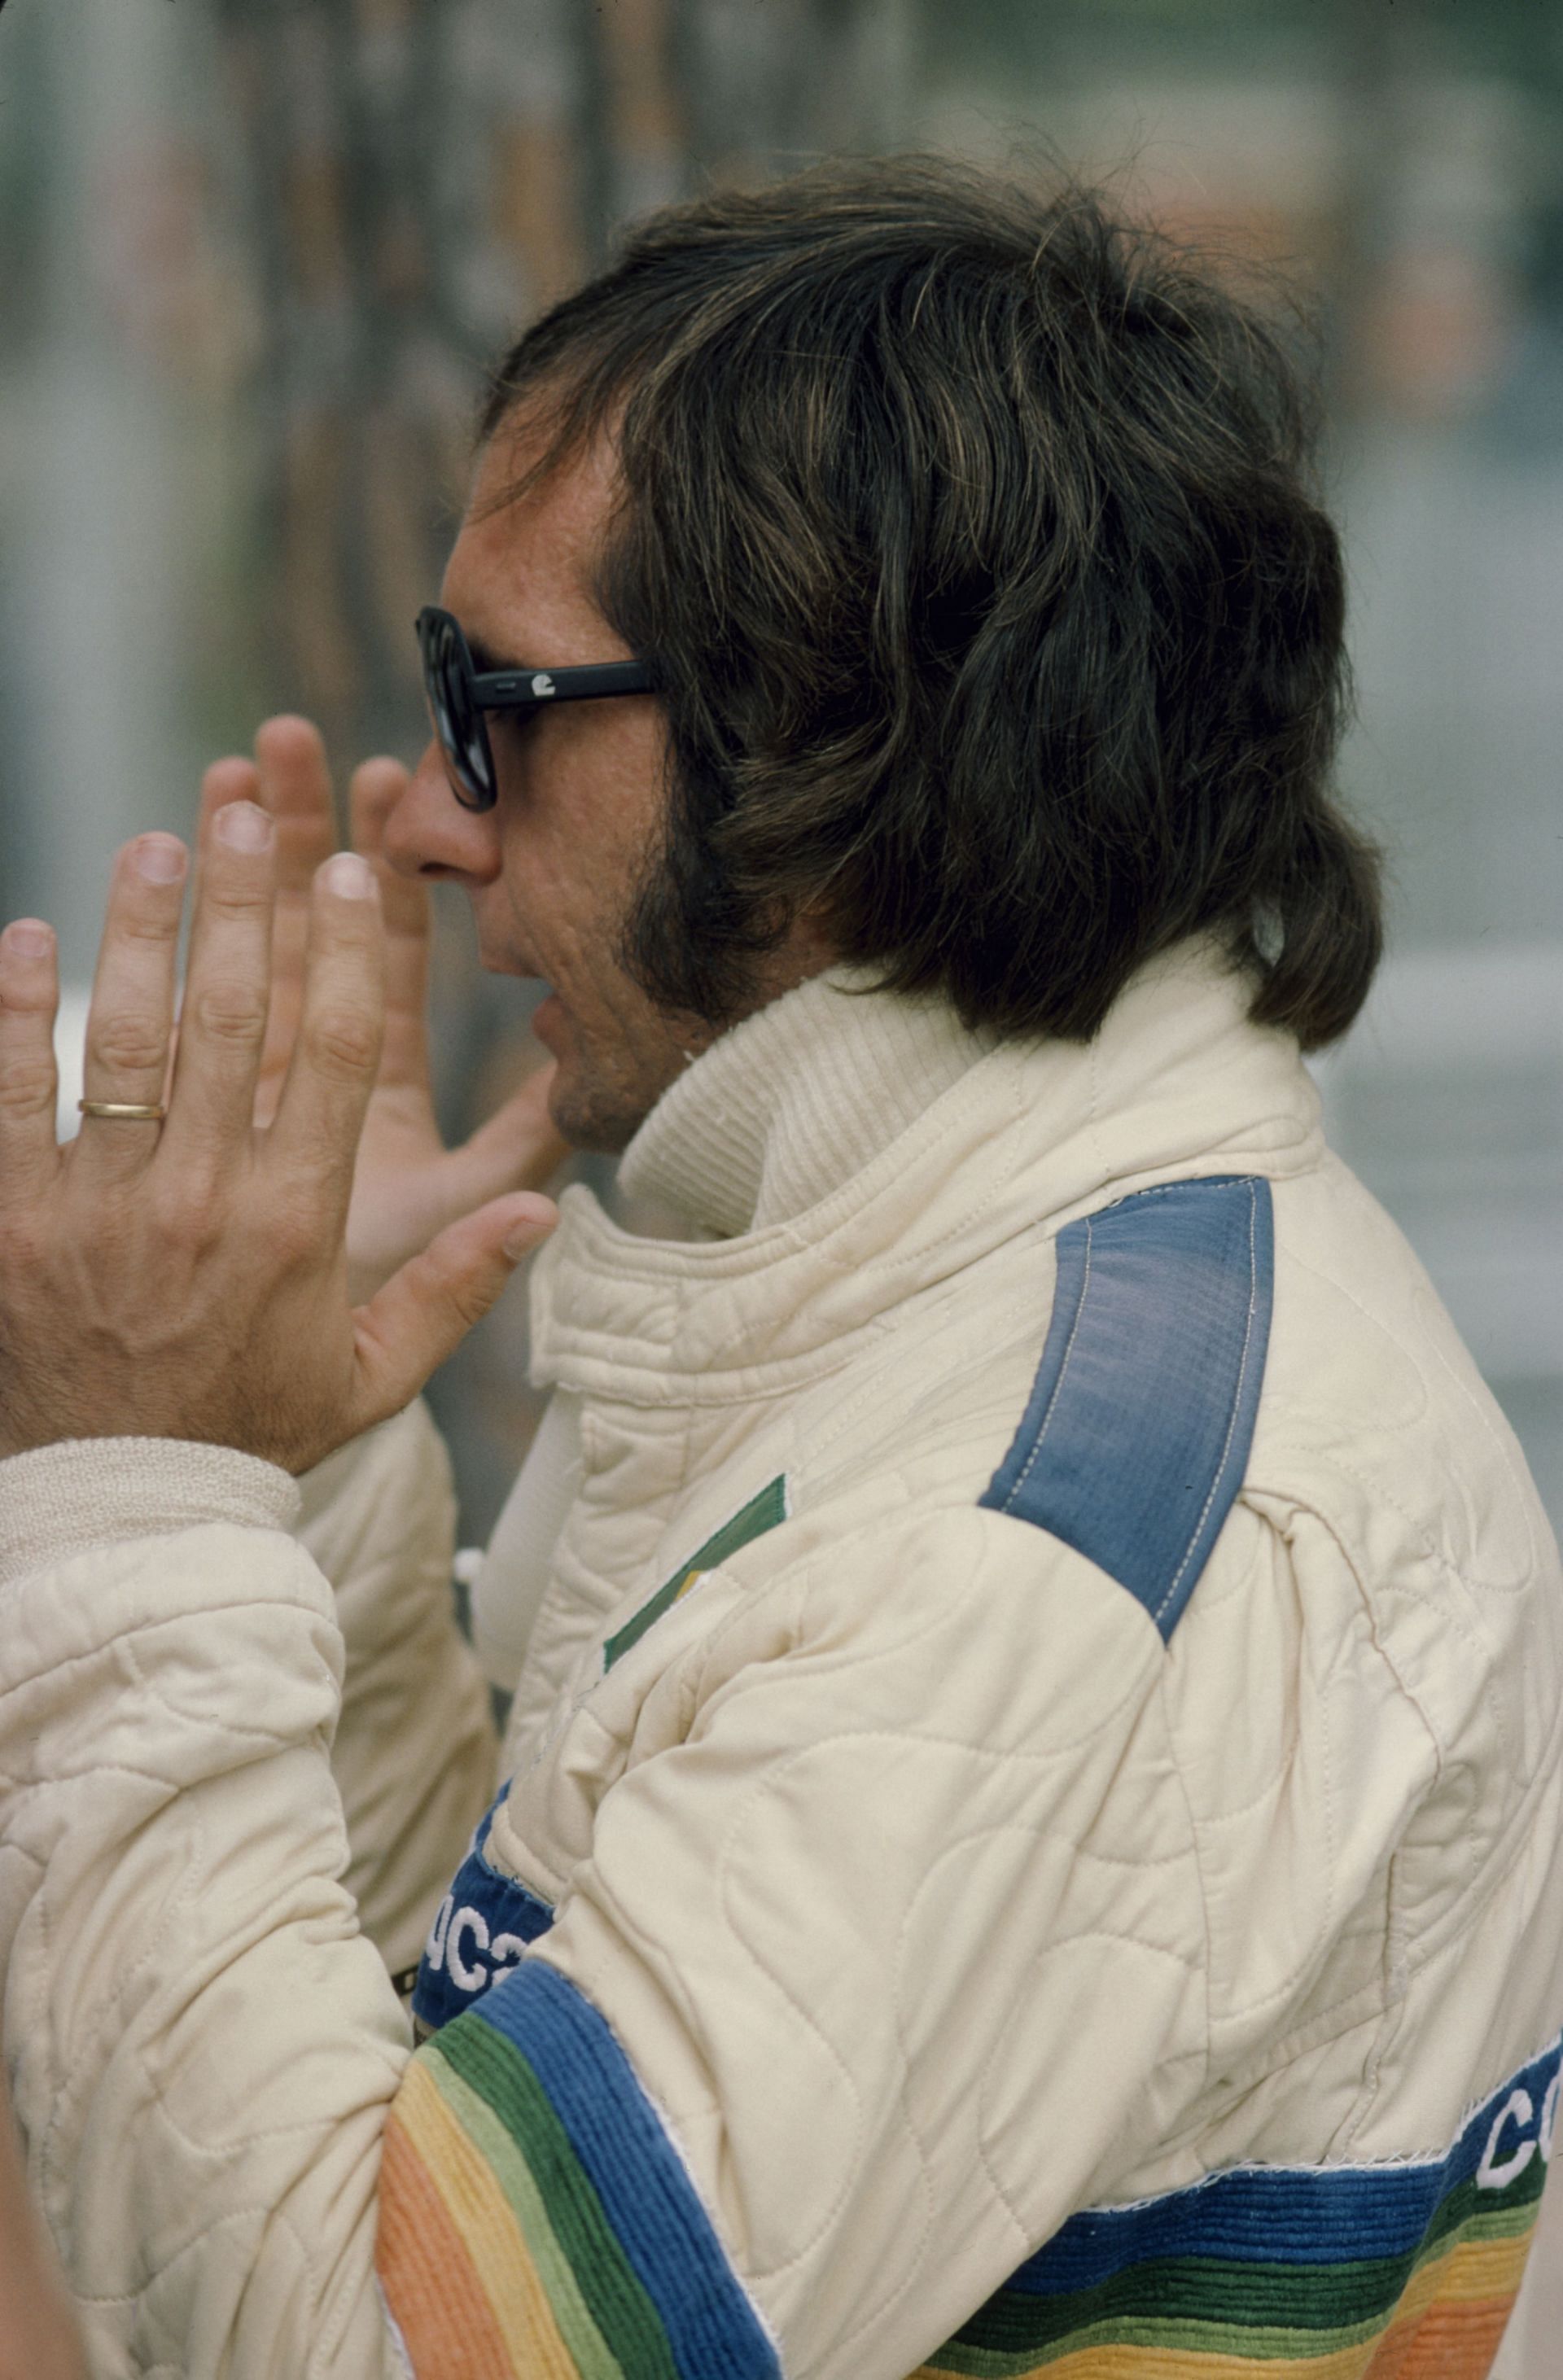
[377,2094,516,2380]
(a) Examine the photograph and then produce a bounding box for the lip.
[477,943,545,982]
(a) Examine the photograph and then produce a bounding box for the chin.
[545,1063,649,1157]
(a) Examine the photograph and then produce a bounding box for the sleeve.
[1492,2136,1563,2377]
[372,1507,1211,2380]
[0,1437,409,2380]
[295,1401,499,1978]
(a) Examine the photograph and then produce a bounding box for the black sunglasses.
[415,605,658,812]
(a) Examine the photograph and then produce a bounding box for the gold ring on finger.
[78,1100,168,1122]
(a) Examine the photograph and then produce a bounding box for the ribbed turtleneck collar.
[616,967,997,1240]
[528,938,1324,1405]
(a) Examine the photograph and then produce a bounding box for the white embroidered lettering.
[1540,2074,1560,2165]
[447,1906,491,1993]
[1477,2090,1537,2191]
[425,1894,454,1975]
[489,1932,527,1982]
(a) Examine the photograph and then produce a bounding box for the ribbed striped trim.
[618,966,993,1238]
[378,1960,779,2379]
[914,2038,1560,2377]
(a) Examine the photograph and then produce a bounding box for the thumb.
[347,1192,558,1428]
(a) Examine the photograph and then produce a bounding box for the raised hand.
[206,717,568,1304]
[0,799,556,1470]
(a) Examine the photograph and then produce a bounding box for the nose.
[383,739,504,882]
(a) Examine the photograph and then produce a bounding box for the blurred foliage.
[927,0,1563,83]
[196,0,907,792]
[0,1,51,349]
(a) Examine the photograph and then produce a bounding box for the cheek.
[566,692,670,841]
[507,704,669,923]
[496,800,633,1005]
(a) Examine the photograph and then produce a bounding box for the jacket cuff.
[0,1437,301,1590]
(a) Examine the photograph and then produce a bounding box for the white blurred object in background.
[1316,943,1563,1535]
[1315,945,1563,1386]
[54,986,90,1139]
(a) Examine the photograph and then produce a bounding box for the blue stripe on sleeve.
[475,1958,781,2378]
[1005,2036,1563,2294]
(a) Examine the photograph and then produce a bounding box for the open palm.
[204,717,568,1306]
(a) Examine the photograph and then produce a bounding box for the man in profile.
[0,158,1559,2378]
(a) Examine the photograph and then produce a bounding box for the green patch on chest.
[602,1476,789,1672]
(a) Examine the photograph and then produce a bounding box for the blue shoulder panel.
[979,1174,1274,1640]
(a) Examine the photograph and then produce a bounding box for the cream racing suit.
[1,940,1560,2378]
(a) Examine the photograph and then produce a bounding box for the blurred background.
[2,0,1560,1547]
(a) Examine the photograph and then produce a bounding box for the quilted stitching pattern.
[492,1048,1563,2374]
[0,951,1558,2380]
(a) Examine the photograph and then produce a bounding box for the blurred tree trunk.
[211,0,907,772]
[675,0,913,194]
[216,0,487,777]
[1323,0,1410,433]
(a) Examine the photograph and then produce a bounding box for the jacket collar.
[528,937,1324,1404]
[618,965,996,1240]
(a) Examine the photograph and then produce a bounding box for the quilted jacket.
[0,938,1560,2380]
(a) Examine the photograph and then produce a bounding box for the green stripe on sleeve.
[422,2041,626,2380]
[952,2186,1543,2364]
[434,2011,682,2380]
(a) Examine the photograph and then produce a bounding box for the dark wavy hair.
[480,156,1381,1049]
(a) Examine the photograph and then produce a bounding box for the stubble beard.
[541,844,778,1153]
[542,982,723,1155]
[546,1065,668,1155]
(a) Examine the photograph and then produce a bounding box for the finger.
[253,715,339,892]
[193,755,265,874]
[163,793,276,1165]
[348,755,409,865]
[348,1193,558,1430]
[266,851,385,1206]
[250,721,339,1112]
[460,1061,570,1190]
[72,833,187,1183]
[350,757,428,1090]
[0,918,62,1202]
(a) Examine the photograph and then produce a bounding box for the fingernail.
[503,1200,554,1259]
[4,920,52,958]
[135,833,187,885]
[322,851,375,900]
[214,800,273,854]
